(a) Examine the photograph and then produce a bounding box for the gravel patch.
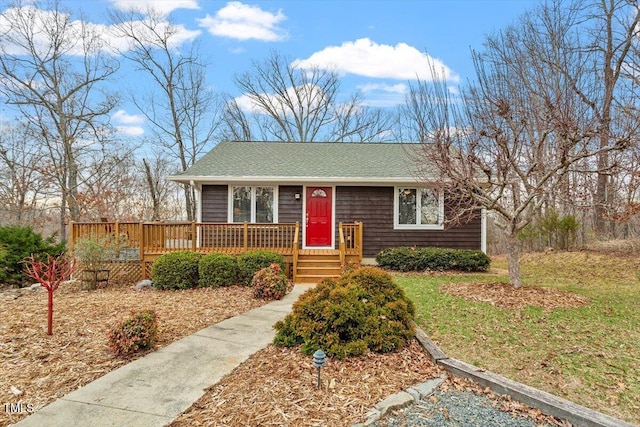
[371,388,556,427]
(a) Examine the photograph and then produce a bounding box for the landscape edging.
[413,323,637,427]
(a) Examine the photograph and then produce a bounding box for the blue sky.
[1,0,541,137]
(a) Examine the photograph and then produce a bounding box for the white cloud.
[108,0,200,15]
[356,82,408,107]
[113,110,145,136]
[116,125,145,137]
[358,83,407,94]
[0,6,107,56]
[197,1,287,41]
[113,109,145,125]
[0,6,199,57]
[293,38,459,82]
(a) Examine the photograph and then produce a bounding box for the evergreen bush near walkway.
[274,267,415,359]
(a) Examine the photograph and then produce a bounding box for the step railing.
[339,222,363,262]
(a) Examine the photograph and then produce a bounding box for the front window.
[231,186,276,223]
[395,187,443,229]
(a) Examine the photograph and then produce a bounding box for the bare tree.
[224,50,391,142]
[110,8,219,221]
[0,0,120,240]
[0,121,49,226]
[140,149,176,221]
[571,0,640,237]
[407,1,633,288]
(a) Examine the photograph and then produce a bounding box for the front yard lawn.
[396,251,640,425]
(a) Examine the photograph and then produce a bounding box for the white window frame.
[228,186,278,223]
[393,187,444,230]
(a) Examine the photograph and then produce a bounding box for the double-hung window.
[230,186,276,223]
[394,187,444,229]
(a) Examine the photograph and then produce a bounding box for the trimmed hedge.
[199,253,238,288]
[375,247,490,272]
[152,251,201,290]
[237,250,286,286]
[273,267,415,359]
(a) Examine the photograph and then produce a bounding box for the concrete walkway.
[14,285,309,427]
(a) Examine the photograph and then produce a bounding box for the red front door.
[305,187,332,247]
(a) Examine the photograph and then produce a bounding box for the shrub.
[152,251,201,290]
[274,267,415,359]
[199,253,238,288]
[107,309,159,357]
[0,225,65,287]
[251,263,288,300]
[375,247,490,272]
[237,250,286,286]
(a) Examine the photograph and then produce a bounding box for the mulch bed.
[440,281,589,310]
[0,281,265,426]
[172,340,443,427]
[2,280,578,427]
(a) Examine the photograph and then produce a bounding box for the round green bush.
[198,253,238,288]
[274,267,415,359]
[237,250,286,286]
[152,251,201,290]
[251,263,288,300]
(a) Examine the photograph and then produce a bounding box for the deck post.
[243,222,248,251]
[338,222,346,265]
[357,222,364,260]
[140,222,147,280]
[292,222,299,283]
[191,222,197,251]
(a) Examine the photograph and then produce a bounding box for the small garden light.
[312,349,326,388]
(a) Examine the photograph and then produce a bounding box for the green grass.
[396,251,640,424]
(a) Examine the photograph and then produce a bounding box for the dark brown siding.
[201,185,228,222]
[201,185,303,224]
[335,186,481,257]
[278,186,303,223]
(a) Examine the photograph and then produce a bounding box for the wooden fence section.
[69,221,362,282]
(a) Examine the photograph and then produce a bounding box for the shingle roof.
[169,141,435,184]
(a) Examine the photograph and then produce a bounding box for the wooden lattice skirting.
[75,261,141,286]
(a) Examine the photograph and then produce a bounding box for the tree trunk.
[47,290,53,336]
[505,235,523,289]
[183,183,195,222]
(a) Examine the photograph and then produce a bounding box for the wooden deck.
[70,221,363,282]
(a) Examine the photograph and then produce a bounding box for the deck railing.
[339,222,363,259]
[71,222,301,255]
[70,221,362,280]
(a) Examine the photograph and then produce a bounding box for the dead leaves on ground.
[440,281,589,310]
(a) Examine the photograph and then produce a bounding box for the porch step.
[295,254,342,283]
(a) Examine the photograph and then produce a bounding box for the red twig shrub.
[23,254,75,336]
